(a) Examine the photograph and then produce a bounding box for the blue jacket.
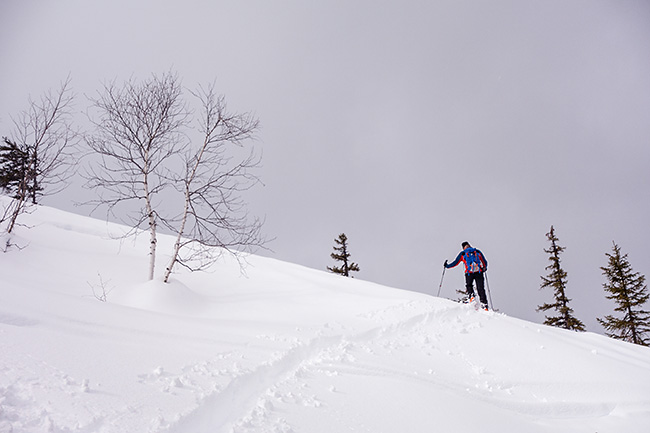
[446,247,487,274]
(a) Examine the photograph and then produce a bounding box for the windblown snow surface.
[1,201,649,433]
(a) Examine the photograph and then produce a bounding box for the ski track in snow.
[162,300,622,433]
[161,300,454,433]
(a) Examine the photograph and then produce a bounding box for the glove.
[443,260,448,268]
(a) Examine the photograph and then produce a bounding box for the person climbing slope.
[444,241,489,310]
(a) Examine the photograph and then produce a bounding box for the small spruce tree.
[537,225,585,331]
[598,242,650,346]
[0,137,31,199]
[327,233,360,277]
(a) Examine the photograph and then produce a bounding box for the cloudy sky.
[2,0,649,331]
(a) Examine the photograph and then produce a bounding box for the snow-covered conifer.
[327,233,360,277]
[598,242,650,346]
[537,225,585,331]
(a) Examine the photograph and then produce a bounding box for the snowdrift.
[1,201,649,433]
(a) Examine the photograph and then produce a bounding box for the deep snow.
[1,201,649,433]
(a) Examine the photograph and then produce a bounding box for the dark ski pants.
[465,272,488,306]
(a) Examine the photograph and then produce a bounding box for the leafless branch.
[1,77,78,234]
[163,83,266,282]
[83,72,190,280]
[87,273,114,302]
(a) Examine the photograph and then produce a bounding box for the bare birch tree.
[162,85,264,282]
[85,73,265,282]
[84,72,188,280]
[1,77,77,234]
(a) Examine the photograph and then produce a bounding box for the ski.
[457,294,489,311]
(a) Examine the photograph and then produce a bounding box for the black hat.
[461,241,471,249]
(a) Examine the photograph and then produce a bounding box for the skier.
[444,241,489,310]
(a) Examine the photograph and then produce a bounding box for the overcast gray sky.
[2,0,649,332]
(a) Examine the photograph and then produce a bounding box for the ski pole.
[436,265,446,297]
[485,271,494,309]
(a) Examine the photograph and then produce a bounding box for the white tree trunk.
[147,206,157,281]
[163,195,188,283]
[163,140,205,283]
[143,162,157,281]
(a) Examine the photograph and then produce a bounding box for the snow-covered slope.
[1,201,649,433]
